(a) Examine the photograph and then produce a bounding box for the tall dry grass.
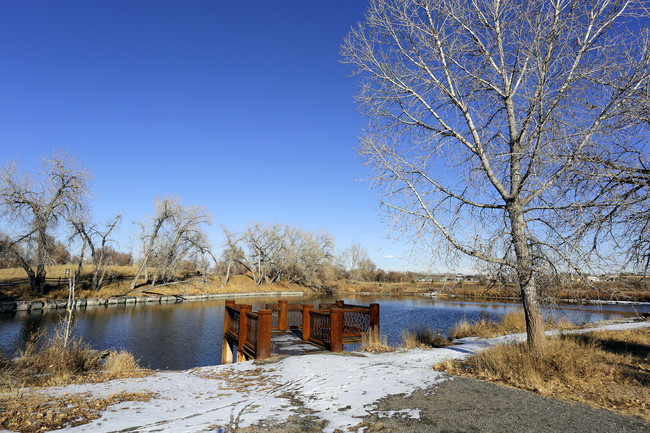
[360,329,394,352]
[402,327,450,349]
[0,326,149,432]
[2,327,146,390]
[448,311,573,340]
[436,327,650,420]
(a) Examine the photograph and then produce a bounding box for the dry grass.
[11,330,103,388]
[436,327,650,420]
[402,327,450,349]
[0,267,313,301]
[0,390,155,433]
[448,311,573,340]
[335,280,430,295]
[360,329,394,352]
[0,326,150,432]
[3,329,148,389]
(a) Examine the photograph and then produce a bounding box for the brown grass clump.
[102,350,145,380]
[0,329,151,432]
[436,327,650,420]
[448,311,574,340]
[13,331,102,387]
[402,327,450,349]
[3,328,148,389]
[449,311,528,339]
[361,329,394,352]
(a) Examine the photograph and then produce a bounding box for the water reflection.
[0,295,646,370]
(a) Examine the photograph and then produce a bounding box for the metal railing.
[222,299,379,362]
[222,301,271,363]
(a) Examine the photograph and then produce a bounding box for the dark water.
[0,295,646,370]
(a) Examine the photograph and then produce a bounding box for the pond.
[0,294,647,370]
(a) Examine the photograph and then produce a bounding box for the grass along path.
[436,321,650,421]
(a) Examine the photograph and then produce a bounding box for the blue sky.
[0,1,437,272]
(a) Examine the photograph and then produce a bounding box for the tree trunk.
[519,275,546,352]
[34,264,46,295]
[223,261,232,285]
[509,201,546,352]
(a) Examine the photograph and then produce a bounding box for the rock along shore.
[0,291,304,313]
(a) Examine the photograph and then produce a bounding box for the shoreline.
[2,289,650,314]
[0,291,305,313]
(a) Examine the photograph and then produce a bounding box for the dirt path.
[244,376,649,432]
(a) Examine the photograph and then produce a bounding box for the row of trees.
[0,153,390,294]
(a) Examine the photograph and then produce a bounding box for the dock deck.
[222,299,380,363]
[271,331,322,356]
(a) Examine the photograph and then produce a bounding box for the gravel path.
[244,375,649,433]
[361,376,649,433]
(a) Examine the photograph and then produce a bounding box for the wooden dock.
[222,300,380,363]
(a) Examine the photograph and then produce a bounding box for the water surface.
[0,295,646,370]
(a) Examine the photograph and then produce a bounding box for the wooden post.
[222,339,234,363]
[237,305,252,362]
[256,309,272,359]
[329,308,343,352]
[278,300,288,331]
[224,300,235,336]
[222,300,236,364]
[302,304,313,341]
[370,303,380,332]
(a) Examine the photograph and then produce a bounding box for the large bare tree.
[129,196,211,292]
[342,0,650,350]
[0,152,90,294]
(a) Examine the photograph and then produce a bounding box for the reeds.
[360,329,394,352]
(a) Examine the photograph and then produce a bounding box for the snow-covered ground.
[24,321,650,433]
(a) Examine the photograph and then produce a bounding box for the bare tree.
[240,222,285,286]
[220,227,246,285]
[129,199,175,291]
[281,228,335,285]
[342,0,650,350]
[129,196,211,292]
[150,204,212,285]
[71,214,121,290]
[340,243,375,281]
[340,243,366,275]
[222,223,335,287]
[0,152,89,294]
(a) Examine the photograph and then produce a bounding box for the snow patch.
[38,320,649,433]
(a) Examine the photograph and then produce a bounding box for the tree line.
[0,153,413,294]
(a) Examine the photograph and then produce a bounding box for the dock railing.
[222,301,272,362]
[223,299,379,362]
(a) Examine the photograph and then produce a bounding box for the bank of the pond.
[15,321,649,433]
[0,291,305,313]
[4,289,649,314]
